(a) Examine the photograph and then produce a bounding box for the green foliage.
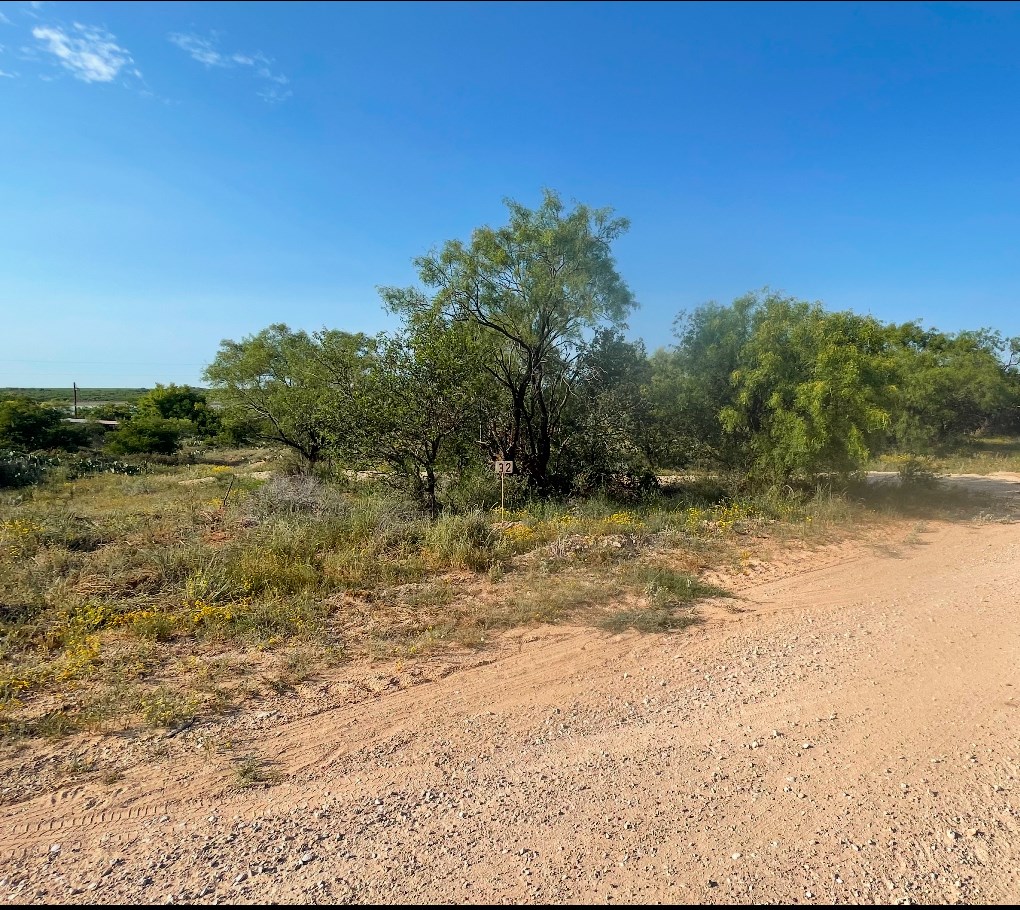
[138,688,199,728]
[136,384,220,437]
[0,450,54,488]
[204,324,374,467]
[887,453,940,488]
[212,411,259,446]
[887,324,1019,452]
[660,293,1020,481]
[59,454,144,479]
[405,189,636,491]
[627,565,719,603]
[563,328,659,494]
[105,416,190,455]
[663,295,760,467]
[233,754,282,789]
[720,293,895,482]
[356,299,484,515]
[180,192,1019,493]
[0,397,87,451]
[0,450,142,488]
[0,388,147,405]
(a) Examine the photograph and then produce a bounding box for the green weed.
[232,754,282,790]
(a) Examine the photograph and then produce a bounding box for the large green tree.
[405,190,636,491]
[662,294,760,467]
[562,328,659,491]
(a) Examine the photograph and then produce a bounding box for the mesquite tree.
[400,190,636,491]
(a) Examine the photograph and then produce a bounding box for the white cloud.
[0,13,11,26]
[168,31,290,102]
[32,22,134,83]
[0,69,16,78]
[168,32,227,67]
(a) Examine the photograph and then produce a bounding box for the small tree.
[203,324,375,469]
[357,296,483,515]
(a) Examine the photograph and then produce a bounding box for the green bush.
[60,454,144,479]
[105,416,190,455]
[570,461,659,499]
[136,384,221,438]
[442,465,519,512]
[0,398,87,451]
[891,453,940,488]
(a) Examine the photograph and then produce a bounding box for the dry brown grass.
[1,449,1006,741]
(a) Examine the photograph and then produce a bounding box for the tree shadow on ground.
[849,475,1020,523]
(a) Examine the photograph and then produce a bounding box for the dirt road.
[1,500,1018,903]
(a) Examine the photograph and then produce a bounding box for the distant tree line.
[4,191,1018,505]
[0,382,241,461]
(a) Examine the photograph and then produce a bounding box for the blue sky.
[2,0,1019,387]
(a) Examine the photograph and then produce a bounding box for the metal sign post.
[493,460,514,514]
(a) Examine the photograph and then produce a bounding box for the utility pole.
[73,382,78,418]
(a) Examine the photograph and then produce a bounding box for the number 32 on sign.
[493,460,513,512]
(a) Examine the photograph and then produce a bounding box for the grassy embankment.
[0,447,1006,740]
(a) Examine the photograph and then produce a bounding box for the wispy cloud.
[0,13,11,26]
[0,33,14,77]
[32,22,136,83]
[257,83,290,104]
[168,31,291,103]
[168,32,229,67]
